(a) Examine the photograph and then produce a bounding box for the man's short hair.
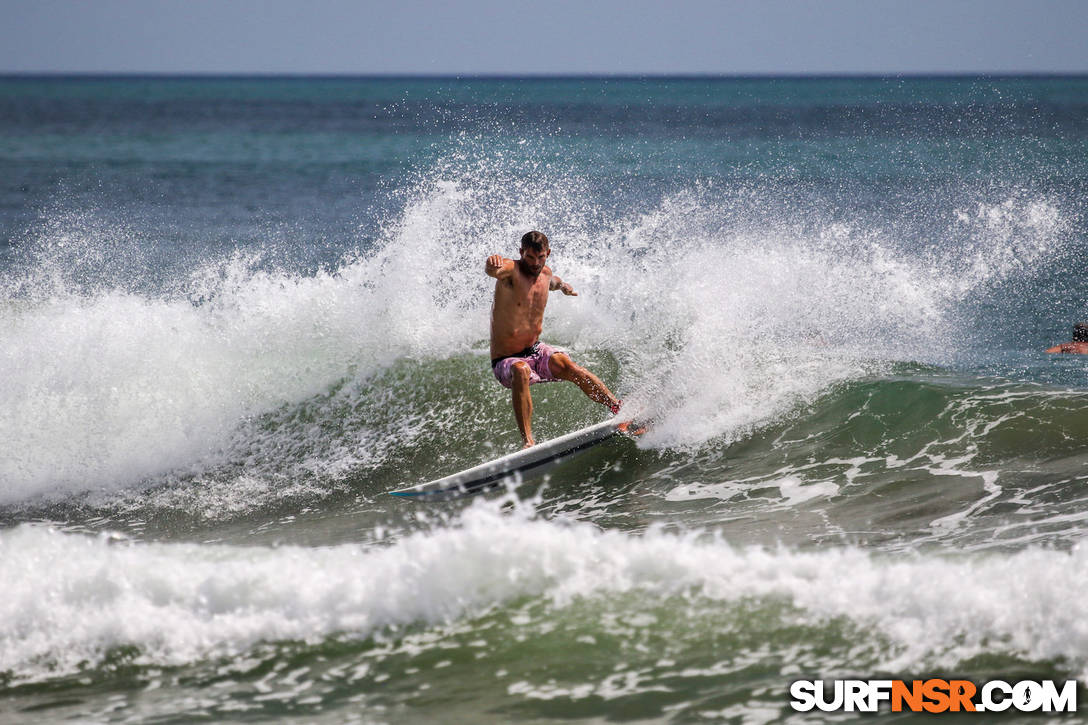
[1073,323,1088,342]
[520,230,549,252]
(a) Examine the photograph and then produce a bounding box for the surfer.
[1046,323,1088,354]
[487,231,621,448]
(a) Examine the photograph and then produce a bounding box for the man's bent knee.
[512,361,532,383]
[549,352,575,376]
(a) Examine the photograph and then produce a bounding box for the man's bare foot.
[522,438,535,449]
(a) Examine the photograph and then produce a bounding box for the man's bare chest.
[502,275,550,312]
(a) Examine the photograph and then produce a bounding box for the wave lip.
[3,505,1088,685]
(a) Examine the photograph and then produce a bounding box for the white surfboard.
[390,418,642,500]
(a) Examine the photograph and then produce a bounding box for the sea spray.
[0,154,1070,507]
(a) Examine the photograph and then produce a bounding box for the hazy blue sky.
[2,0,1086,75]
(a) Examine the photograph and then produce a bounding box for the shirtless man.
[1046,323,1088,354]
[487,231,621,447]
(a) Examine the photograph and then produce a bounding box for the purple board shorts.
[491,342,563,389]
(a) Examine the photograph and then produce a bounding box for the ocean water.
[2,75,1088,723]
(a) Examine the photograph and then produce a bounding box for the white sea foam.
[0,260,459,503]
[0,164,1067,503]
[548,191,1064,451]
[3,503,1088,684]
[0,188,497,502]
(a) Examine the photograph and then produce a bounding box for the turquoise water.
[2,76,1088,722]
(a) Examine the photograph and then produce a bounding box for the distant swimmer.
[487,231,621,448]
[1046,323,1088,354]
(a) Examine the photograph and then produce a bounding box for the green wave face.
[14,354,1087,557]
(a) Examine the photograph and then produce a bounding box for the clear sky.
[2,0,1086,75]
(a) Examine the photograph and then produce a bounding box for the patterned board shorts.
[491,341,563,389]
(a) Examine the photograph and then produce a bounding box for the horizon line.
[2,71,1087,81]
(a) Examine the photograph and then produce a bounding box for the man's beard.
[518,259,543,276]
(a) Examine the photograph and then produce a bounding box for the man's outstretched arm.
[549,274,578,296]
[485,255,515,279]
